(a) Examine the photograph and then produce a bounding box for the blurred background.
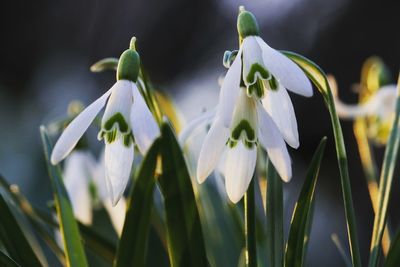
[0,0,399,266]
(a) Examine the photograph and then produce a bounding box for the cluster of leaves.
[0,55,399,267]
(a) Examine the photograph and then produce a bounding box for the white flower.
[51,41,160,206]
[62,150,127,235]
[180,8,312,203]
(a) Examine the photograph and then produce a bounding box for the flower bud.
[116,37,140,82]
[237,7,259,39]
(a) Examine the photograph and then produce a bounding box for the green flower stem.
[368,79,400,267]
[266,159,284,267]
[244,178,257,267]
[354,118,391,255]
[282,51,362,267]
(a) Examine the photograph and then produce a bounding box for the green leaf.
[266,158,284,267]
[245,178,257,267]
[368,81,400,267]
[158,122,209,267]
[331,233,352,267]
[285,137,327,267]
[0,250,20,267]
[384,228,400,267]
[283,51,362,267]
[115,138,161,267]
[0,194,44,267]
[40,126,88,267]
[0,176,65,265]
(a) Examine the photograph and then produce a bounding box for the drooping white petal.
[262,85,299,148]
[51,88,113,164]
[197,117,230,184]
[242,36,266,86]
[224,142,257,203]
[102,80,134,133]
[103,197,126,236]
[218,47,243,127]
[256,37,313,97]
[257,104,292,182]
[130,84,160,155]
[178,109,216,146]
[334,84,397,119]
[63,151,94,225]
[105,137,134,206]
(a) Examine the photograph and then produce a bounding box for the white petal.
[63,151,93,225]
[218,47,243,127]
[90,148,108,200]
[242,36,266,86]
[103,197,126,236]
[131,84,160,155]
[102,80,134,133]
[105,137,134,206]
[224,142,257,203]
[257,104,292,182]
[262,86,299,148]
[178,109,216,146]
[256,37,313,97]
[51,88,113,164]
[196,117,230,183]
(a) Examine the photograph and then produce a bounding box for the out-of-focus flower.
[331,75,397,145]
[62,150,126,235]
[50,38,160,205]
[180,7,311,203]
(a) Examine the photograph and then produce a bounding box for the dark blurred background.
[0,0,399,266]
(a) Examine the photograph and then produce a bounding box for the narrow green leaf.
[331,233,352,267]
[40,126,88,267]
[285,137,327,267]
[158,122,209,267]
[0,176,65,265]
[384,228,400,267]
[0,194,44,267]
[245,178,257,267]
[115,138,161,267]
[266,159,284,267]
[368,80,400,267]
[0,250,21,267]
[283,51,362,267]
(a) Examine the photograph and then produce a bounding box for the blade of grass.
[266,159,283,267]
[158,122,209,267]
[283,51,362,267]
[384,228,400,267]
[40,126,88,267]
[0,250,21,267]
[331,233,352,267]
[368,78,400,267]
[245,178,257,267]
[285,137,327,267]
[0,176,66,265]
[115,138,161,267]
[0,194,44,267]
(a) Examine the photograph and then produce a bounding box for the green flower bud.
[237,7,259,39]
[117,37,140,82]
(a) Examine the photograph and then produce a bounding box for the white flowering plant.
[0,6,399,267]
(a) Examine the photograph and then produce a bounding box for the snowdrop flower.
[51,37,160,205]
[332,76,397,144]
[62,150,126,235]
[180,7,312,203]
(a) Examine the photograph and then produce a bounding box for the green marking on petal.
[246,63,270,85]
[227,139,238,148]
[123,132,134,147]
[231,119,256,142]
[247,79,265,98]
[237,9,260,39]
[268,75,278,90]
[103,112,129,133]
